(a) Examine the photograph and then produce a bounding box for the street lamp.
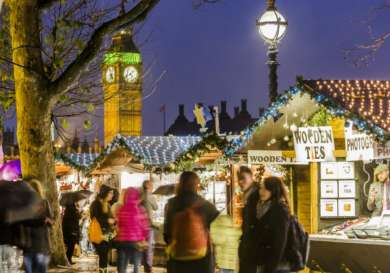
[256,0,288,104]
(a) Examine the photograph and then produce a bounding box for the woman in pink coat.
[115,188,150,273]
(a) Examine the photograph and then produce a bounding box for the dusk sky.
[138,0,390,135]
[5,0,390,141]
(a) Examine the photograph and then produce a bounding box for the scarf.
[256,200,271,220]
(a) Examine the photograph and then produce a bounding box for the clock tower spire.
[102,29,143,145]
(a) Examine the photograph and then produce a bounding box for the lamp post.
[256,0,288,104]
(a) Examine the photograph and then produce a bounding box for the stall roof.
[57,135,203,172]
[302,79,390,132]
[56,153,101,171]
[225,77,390,155]
[105,135,202,166]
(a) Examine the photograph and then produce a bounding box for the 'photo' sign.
[374,142,390,160]
[248,150,299,165]
[345,133,375,161]
[293,126,335,162]
[345,132,390,161]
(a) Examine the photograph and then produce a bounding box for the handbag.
[88,218,104,244]
[135,240,148,251]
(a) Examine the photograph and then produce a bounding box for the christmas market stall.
[223,77,390,273]
[55,152,100,192]
[84,133,229,265]
[88,134,230,219]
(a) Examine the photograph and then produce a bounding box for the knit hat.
[374,164,389,183]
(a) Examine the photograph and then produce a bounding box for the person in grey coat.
[141,180,158,273]
[367,164,390,217]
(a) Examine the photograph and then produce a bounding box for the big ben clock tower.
[102,29,143,145]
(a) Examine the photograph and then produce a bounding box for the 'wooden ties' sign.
[293,126,335,162]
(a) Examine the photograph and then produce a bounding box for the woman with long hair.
[90,185,116,273]
[115,188,149,273]
[255,176,291,273]
[164,171,219,273]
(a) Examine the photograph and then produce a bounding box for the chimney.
[259,107,265,117]
[241,99,248,112]
[234,107,240,117]
[221,101,227,114]
[179,104,185,116]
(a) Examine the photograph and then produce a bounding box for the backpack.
[167,204,208,261]
[286,215,310,271]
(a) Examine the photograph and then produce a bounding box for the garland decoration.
[224,81,388,157]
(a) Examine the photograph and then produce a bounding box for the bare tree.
[0,0,223,264]
[1,0,159,265]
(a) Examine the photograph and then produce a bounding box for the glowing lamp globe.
[257,9,287,45]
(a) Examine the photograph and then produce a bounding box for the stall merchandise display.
[202,181,227,212]
[318,217,369,236]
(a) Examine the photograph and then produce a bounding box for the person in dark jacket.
[164,171,219,273]
[90,184,115,272]
[238,166,259,273]
[22,179,54,273]
[255,176,291,273]
[62,203,82,264]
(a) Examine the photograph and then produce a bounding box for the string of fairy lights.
[57,79,389,172]
[313,79,390,131]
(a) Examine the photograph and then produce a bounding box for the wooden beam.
[282,150,346,158]
[310,162,319,233]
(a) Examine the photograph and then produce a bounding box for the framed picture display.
[338,199,356,217]
[337,162,355,179]
[320,199,338,217]
[320,180,338,198]
[320,162,339,179]
[339,180,356,198]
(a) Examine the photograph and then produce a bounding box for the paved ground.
[48,255,166,273]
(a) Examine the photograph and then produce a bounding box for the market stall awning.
[81,135,204,173]
[56,134,232,173]
[120,135,201,165]
[225,77,390,155]
[56,152,101,171]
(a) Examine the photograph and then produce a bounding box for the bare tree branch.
[50,0,159,98]
[38,0,60,10]
[344,1,390,66]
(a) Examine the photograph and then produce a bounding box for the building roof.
[302,79,390,132]
[110,30,139,53]
[165,100,259,136]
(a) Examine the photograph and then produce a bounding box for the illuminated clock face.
[105,66,115,83]
[123,66,138,83]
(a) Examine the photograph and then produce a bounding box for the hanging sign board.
[374,141,390,160]
[345,132,390,160]
[345,133,375,161]
[248,150,302,165]
[292,126,335,162]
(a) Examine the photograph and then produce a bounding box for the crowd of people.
[0,167,304,273]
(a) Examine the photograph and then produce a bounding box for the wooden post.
[288,166,295,214]
[310,162,319,233]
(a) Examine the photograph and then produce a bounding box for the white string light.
[313,80,390,131]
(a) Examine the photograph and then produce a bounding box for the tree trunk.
[9,0,68,266]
